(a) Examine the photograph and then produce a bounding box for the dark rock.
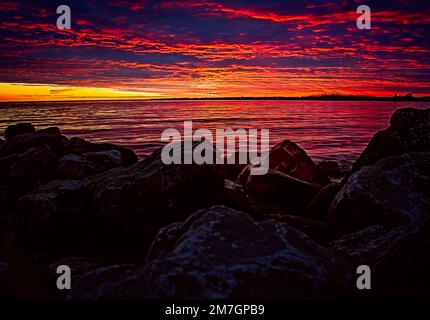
[245,169,322,212]
[0,138,4,146]
[328,152,430,232]
[353,108,430,171]
[264,214,343,246]
[67,264,137,300]
[318,160,342,178]
[17,180,90,248]
[0,261,11,299]
[68,206,351,300]
[220,179,285,219]
[305,183,341,221]
[51,150,123,180]
[64,137,137,166]
[49,257,104,284]
[330,223,430,298]
[238,140,330,186]
[216,151,250,181]
[51,154,92,180]
[82,150,123,173]
[90,145,224,241]
[0,127,63,157]
[4,123,35,140]
[8,146,59,192]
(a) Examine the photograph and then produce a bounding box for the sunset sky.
[0,0,429,101]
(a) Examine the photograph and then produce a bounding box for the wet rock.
[69,206,352,300]
[90,145,224,241]
[17,179,90,248]
[82,150,123,172]
[8,146,59,191]
[4,123,35,140]
[238,140,330,186]
[51,150,123,180]
[0,127,63,157]
[330,223,430,297]
[51,154,92,180]
[220,180,285,219]
[264,214,343,246]
[48,257,104,284]
[67,264,137,300]
[353,108,430,171]
[328,152,430,232]
[305,183,341,221]
[245,169,322,212]
[318,160,342,178]
[216,151,250,181]
[64,137,137,166]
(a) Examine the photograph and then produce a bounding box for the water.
[1,100,429,169]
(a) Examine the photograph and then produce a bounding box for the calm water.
[1,100,429,169]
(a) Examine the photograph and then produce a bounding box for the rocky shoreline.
[0,107,429,300]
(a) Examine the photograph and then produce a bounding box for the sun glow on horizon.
[0,83,166,102]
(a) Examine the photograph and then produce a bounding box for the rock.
[328,152,430,232]
[8,146,59,192]
[51,150,123,180]
[68,206,352,300]
[0,127,63,157]
[83,150,123,172]
[238,140,330,186]
[245,169,322,212]
[50,154,92,180]
[0,261,11,299]
[220,180,285,219]
[318,160,342,178]
[0,175,11,211]
[64,137,137,166]
[4,123,35,140]
[305,183,341,221]
[0,138,4,146]
[90,145,224,242]
[330,223,430,298]
[67,264,137,300]
[353,108,430,171]
[264,214,343,246]
[49,257,104,284]
[17,180,90,248]
[0,261,9,275]
[216,151,250,181]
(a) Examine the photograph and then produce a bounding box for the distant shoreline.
[1,95,430,104]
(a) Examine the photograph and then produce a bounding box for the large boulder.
[8,146,59,189]
[263,214,342,246]
[305,183,341,221]
[51,150,123,180]
[17,179,91,248]
[245,169,322,212]
[90,145,224,241]
[353,108,430,171]
[328,152,430,232]
[330,223,430,297]
[4,123,35,140]
[69,206,352,300]
[238,140,330,186]
[0,127,63,157]
[64,137,137,166]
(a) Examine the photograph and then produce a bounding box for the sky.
[0,0,429,101]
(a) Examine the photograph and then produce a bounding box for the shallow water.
[1,100,429,169]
